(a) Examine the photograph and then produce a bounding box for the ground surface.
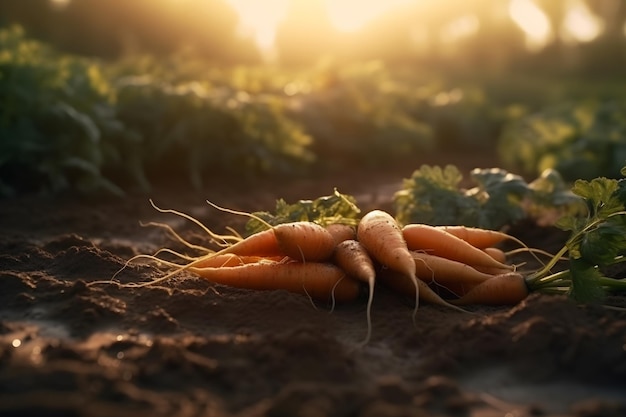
[1,154,625,417]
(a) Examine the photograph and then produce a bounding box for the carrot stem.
[597,276,626,289]
[526,245,569,283]
[533,269,570,286]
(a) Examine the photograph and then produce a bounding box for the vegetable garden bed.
[1,158,624,417]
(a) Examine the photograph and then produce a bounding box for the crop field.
[2,2,626,415]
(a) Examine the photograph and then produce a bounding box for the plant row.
[2,26,626,196]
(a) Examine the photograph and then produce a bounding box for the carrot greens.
[393,165,580,230]
[525,169,626,303]
[245,189,361,234]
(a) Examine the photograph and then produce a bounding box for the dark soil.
[1,154,625,417]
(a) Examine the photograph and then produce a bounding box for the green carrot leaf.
[555,215,587,233]
[571,177,621,219]
[579,218,626,265]
[615,178,626,207]
[245,189,361,234]
[568,258,606,303]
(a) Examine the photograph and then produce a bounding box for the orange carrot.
[410,252,494,287]
[435,226,511,248]
[450,272,529,305]
[378,268,467,312]
[427,280,481,299]
[192,254,284,268]
[333,239,376,343]
[470,264,517,276]
[189,261,360,303]
[325,223,357,246]
[436,225,546,267]
[216,228,283,257]
[195,221,336,263]
[402,224,513,270]
[334,240,376,286]
[357,210,420,319]
[204,200,338,262]
[483,247,507,264]
[273,222,337,262]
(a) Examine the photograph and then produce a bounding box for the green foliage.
[289,62,434,168]
[498,101,626,181]
[567,259,607,304]
[557,176,626,264]
[393,165,478,227]
[114,77,314,189]
[393,164,579,230]
[245,189,361,234]
[410,85,504,150]
[529,171,626,302]
[0,26,125,195]
[0,27,315,195]
[4,25,626,197]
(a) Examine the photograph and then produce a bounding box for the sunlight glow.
[225,0,417,51]
[325,0,414,33]
[562,0,603,43]
[440,14,480,44]
[509,0,552,51]
[50,0,71,9]
[226,0,289,51]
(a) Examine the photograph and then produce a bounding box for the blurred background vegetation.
[1,0,625,196]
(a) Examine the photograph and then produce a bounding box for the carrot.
[450,272,529,305]
[189,261,360,303]
[436,225,549,268]
[198,221,335,262]
[470,264,518,276]
[213,228,283,257]
[117,253,285,276]
[483,247,507,264]
[378,268,467,313]
[333,239,376,343]
[428,280,481,300]
[192,254,285,268]
[325,223,357,246]
[402,224,513,270]
[435,226,511,248]
[204,201,337,262]
[273,222,337,262]
[357,210,420,320]
[410,252,494,287]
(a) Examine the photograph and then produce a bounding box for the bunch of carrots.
[101,200,548,343]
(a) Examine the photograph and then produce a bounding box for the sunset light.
[50,0,70,8]
[226,0,289,50]
[225,0,416,52]
[562,0,603,43]
[226,0,586,56]
[43,0,622,58]
[508,0,552,51]
[439,14,480,45]
[325,0,414,32]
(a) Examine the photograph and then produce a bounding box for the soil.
[1,153,625,417]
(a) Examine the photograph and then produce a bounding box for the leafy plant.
[525,167,626,302]
[289,62,434,168]
[393,164,581,230]
[498,100,626,181]
[0,26,125,195]
[114,77,314,189]
[245,189,361,234]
